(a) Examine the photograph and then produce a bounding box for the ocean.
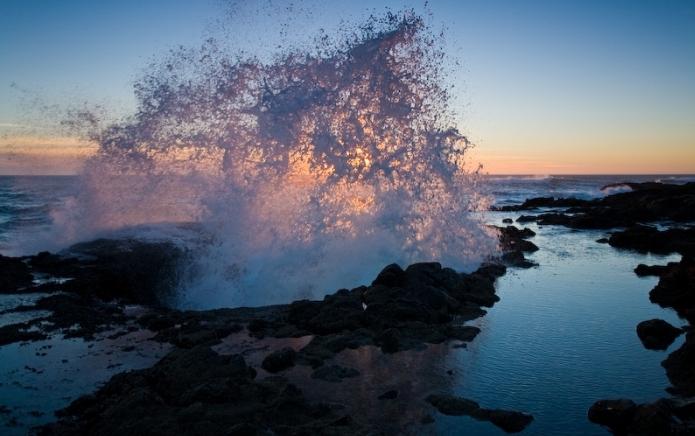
[2,174,695,255]
[0,174,693,434]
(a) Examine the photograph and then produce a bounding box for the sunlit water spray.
[49,12,498,308]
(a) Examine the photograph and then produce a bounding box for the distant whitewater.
[16,12,500,307]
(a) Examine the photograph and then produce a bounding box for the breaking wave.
[52,11,497,307]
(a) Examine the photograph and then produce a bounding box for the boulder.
[636,319,682,350]
[261,347,297,373]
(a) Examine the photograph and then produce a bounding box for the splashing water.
[52,12,498,307]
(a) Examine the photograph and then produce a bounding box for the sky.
[1,0,694,175]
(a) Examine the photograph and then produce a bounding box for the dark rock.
[516,215,538,223]
[426,394,533,433]
[495,196,590,211]
[371,263,406,287]
[311,365,360,383]
[496,182,695,231]
[0,255,33,293]
[481,409,535,433]
[596,238,609,244]
[636,319,682,350]
[588,398,680,435]
[426,394,479,416]
[649,257,695,323]
[501,251,536,268]
[0,323,47,346]
[420,414,435,424]
[378,390,398,400]
[502,218,513,224]
[40,346,363,435]
[663,331,695,396]
[634,263,671,277]
[376,328,401,353]
[609,225,695,256]
[261,347,296,373]
[588,399,637,432]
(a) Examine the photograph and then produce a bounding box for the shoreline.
[1,181,693,434]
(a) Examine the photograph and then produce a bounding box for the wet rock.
[39,346,362,435]
[261,347,296,373]
[588,398,683,435]
[502,218,513,224]
[501,251,536,268]
[494,196,590,211]
[588,399,637,432]
[516,215,538,223]
[426,394,533,433]
[311,365,360,383]
[609,225,695,256]
[634,263,671,277]
[636,319,682,350]
[426,394,479,415]
[499,182,695,231]
[481,409,535,433]
[649,257,695,323]
[0,255,33,293]
[0,323,47,346]
[663,331,695,396]
[596,238,609,244]
[378,390,398,400]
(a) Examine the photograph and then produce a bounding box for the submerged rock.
[636,319,682,350]
[426,394,533,433]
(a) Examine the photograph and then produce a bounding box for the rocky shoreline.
[495,181,695,435]
[1,181,694,434]
[0,222,538,434]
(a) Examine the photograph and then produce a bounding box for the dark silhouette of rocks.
[426,394,534,433]
[636,319,682,350]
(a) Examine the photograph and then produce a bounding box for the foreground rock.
[636,319,682,350]
[39,345,363,435]
[588,398,695,435]
[426,394,534,433]
[493,225,538,268]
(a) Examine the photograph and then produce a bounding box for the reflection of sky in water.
[0,328,171,435]
[216,214,685,435]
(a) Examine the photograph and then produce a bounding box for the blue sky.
[1,0,694,174]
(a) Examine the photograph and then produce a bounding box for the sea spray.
[51,11,498,307]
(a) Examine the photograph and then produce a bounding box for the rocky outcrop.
[495,182,695,230]
[609,225,695,256]
[588,397,694,435]
[636,319,682,350]
[38,345,363,435]
[0,255,33,292]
